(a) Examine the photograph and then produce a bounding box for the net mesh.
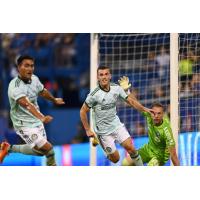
[98,33,170,137]
[179,33,200,134]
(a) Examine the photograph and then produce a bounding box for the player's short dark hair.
[151,102,165,110]
[97,66,111,73]
[17,55,34,65]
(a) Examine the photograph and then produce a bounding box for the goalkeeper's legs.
[121,137,143,166]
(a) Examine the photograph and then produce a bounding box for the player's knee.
[126,146,136,155]
[37,142,54,156]
[108,152,120,163]
[39,142,53,152]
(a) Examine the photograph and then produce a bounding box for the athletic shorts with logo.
[97,125,130,154]
[16,124,47,148]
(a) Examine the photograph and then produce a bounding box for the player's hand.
[86,130,99,147]
[146,108,155,116]
[86,129,95,137]
[91,135,99,147]
[118,76,131,91]
[54,98,65,105]
[41,115,53,124]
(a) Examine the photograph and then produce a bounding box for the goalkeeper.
[119,76,180,166]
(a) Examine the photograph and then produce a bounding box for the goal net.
[96,33,172,165]
[98,33,170,137]
[91,33,200,166]
[179,33,200,166]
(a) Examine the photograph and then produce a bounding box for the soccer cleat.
[0,142,10,163]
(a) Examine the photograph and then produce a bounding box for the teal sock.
[130,152,143,166]
[9,144,43,156]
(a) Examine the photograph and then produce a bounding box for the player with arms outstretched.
[0,55,65,166]
[119,76,180,166]
[80,66,154,165]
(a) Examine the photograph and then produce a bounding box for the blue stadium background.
[0,33,90,146]
[0,33,200,166]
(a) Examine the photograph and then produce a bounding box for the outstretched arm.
[118,76,154,115]
[126,95,154,114]
[39,88,65,105]
[17,96,53,123]
[169,146,180,166]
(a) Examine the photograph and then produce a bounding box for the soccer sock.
[129,151,143,166]
[45,148,56,166]
[9,144,44,156]
[122,158,133,166]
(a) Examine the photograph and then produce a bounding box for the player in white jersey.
[80,66,154,165]
[0,55,65,165]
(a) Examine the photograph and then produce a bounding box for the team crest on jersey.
[31,134,38,141]
[106,147,112,153]
[154,131,161,142]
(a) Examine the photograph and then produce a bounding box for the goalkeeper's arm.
[118,76,131,94]
[118,76,154,114]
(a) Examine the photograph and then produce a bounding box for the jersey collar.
[154,120,164,127]
[99,83,110,92]
[18,75,32,84]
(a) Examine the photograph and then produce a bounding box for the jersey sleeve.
[10,86,26,101]
[163,121,176,148]
[118,85,128,100]
[36,76,44,93]
[85,93,96,108]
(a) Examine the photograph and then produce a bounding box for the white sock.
[130,152,143,166]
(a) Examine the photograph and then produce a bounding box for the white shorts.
[16,124,47,148]
[97,125,130,155]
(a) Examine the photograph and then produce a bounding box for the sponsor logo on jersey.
[101,103,115,110]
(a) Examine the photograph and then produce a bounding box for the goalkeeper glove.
[118,76,131,91]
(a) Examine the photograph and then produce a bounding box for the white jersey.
[85,83,128,135]
[8,75,44,130]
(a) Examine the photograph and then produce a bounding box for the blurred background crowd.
[0,33,90,145]
[0,33,199,146]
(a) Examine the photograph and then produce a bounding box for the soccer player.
[119,77,180,166]
[0,55,65,166]
[80,66,154,165]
